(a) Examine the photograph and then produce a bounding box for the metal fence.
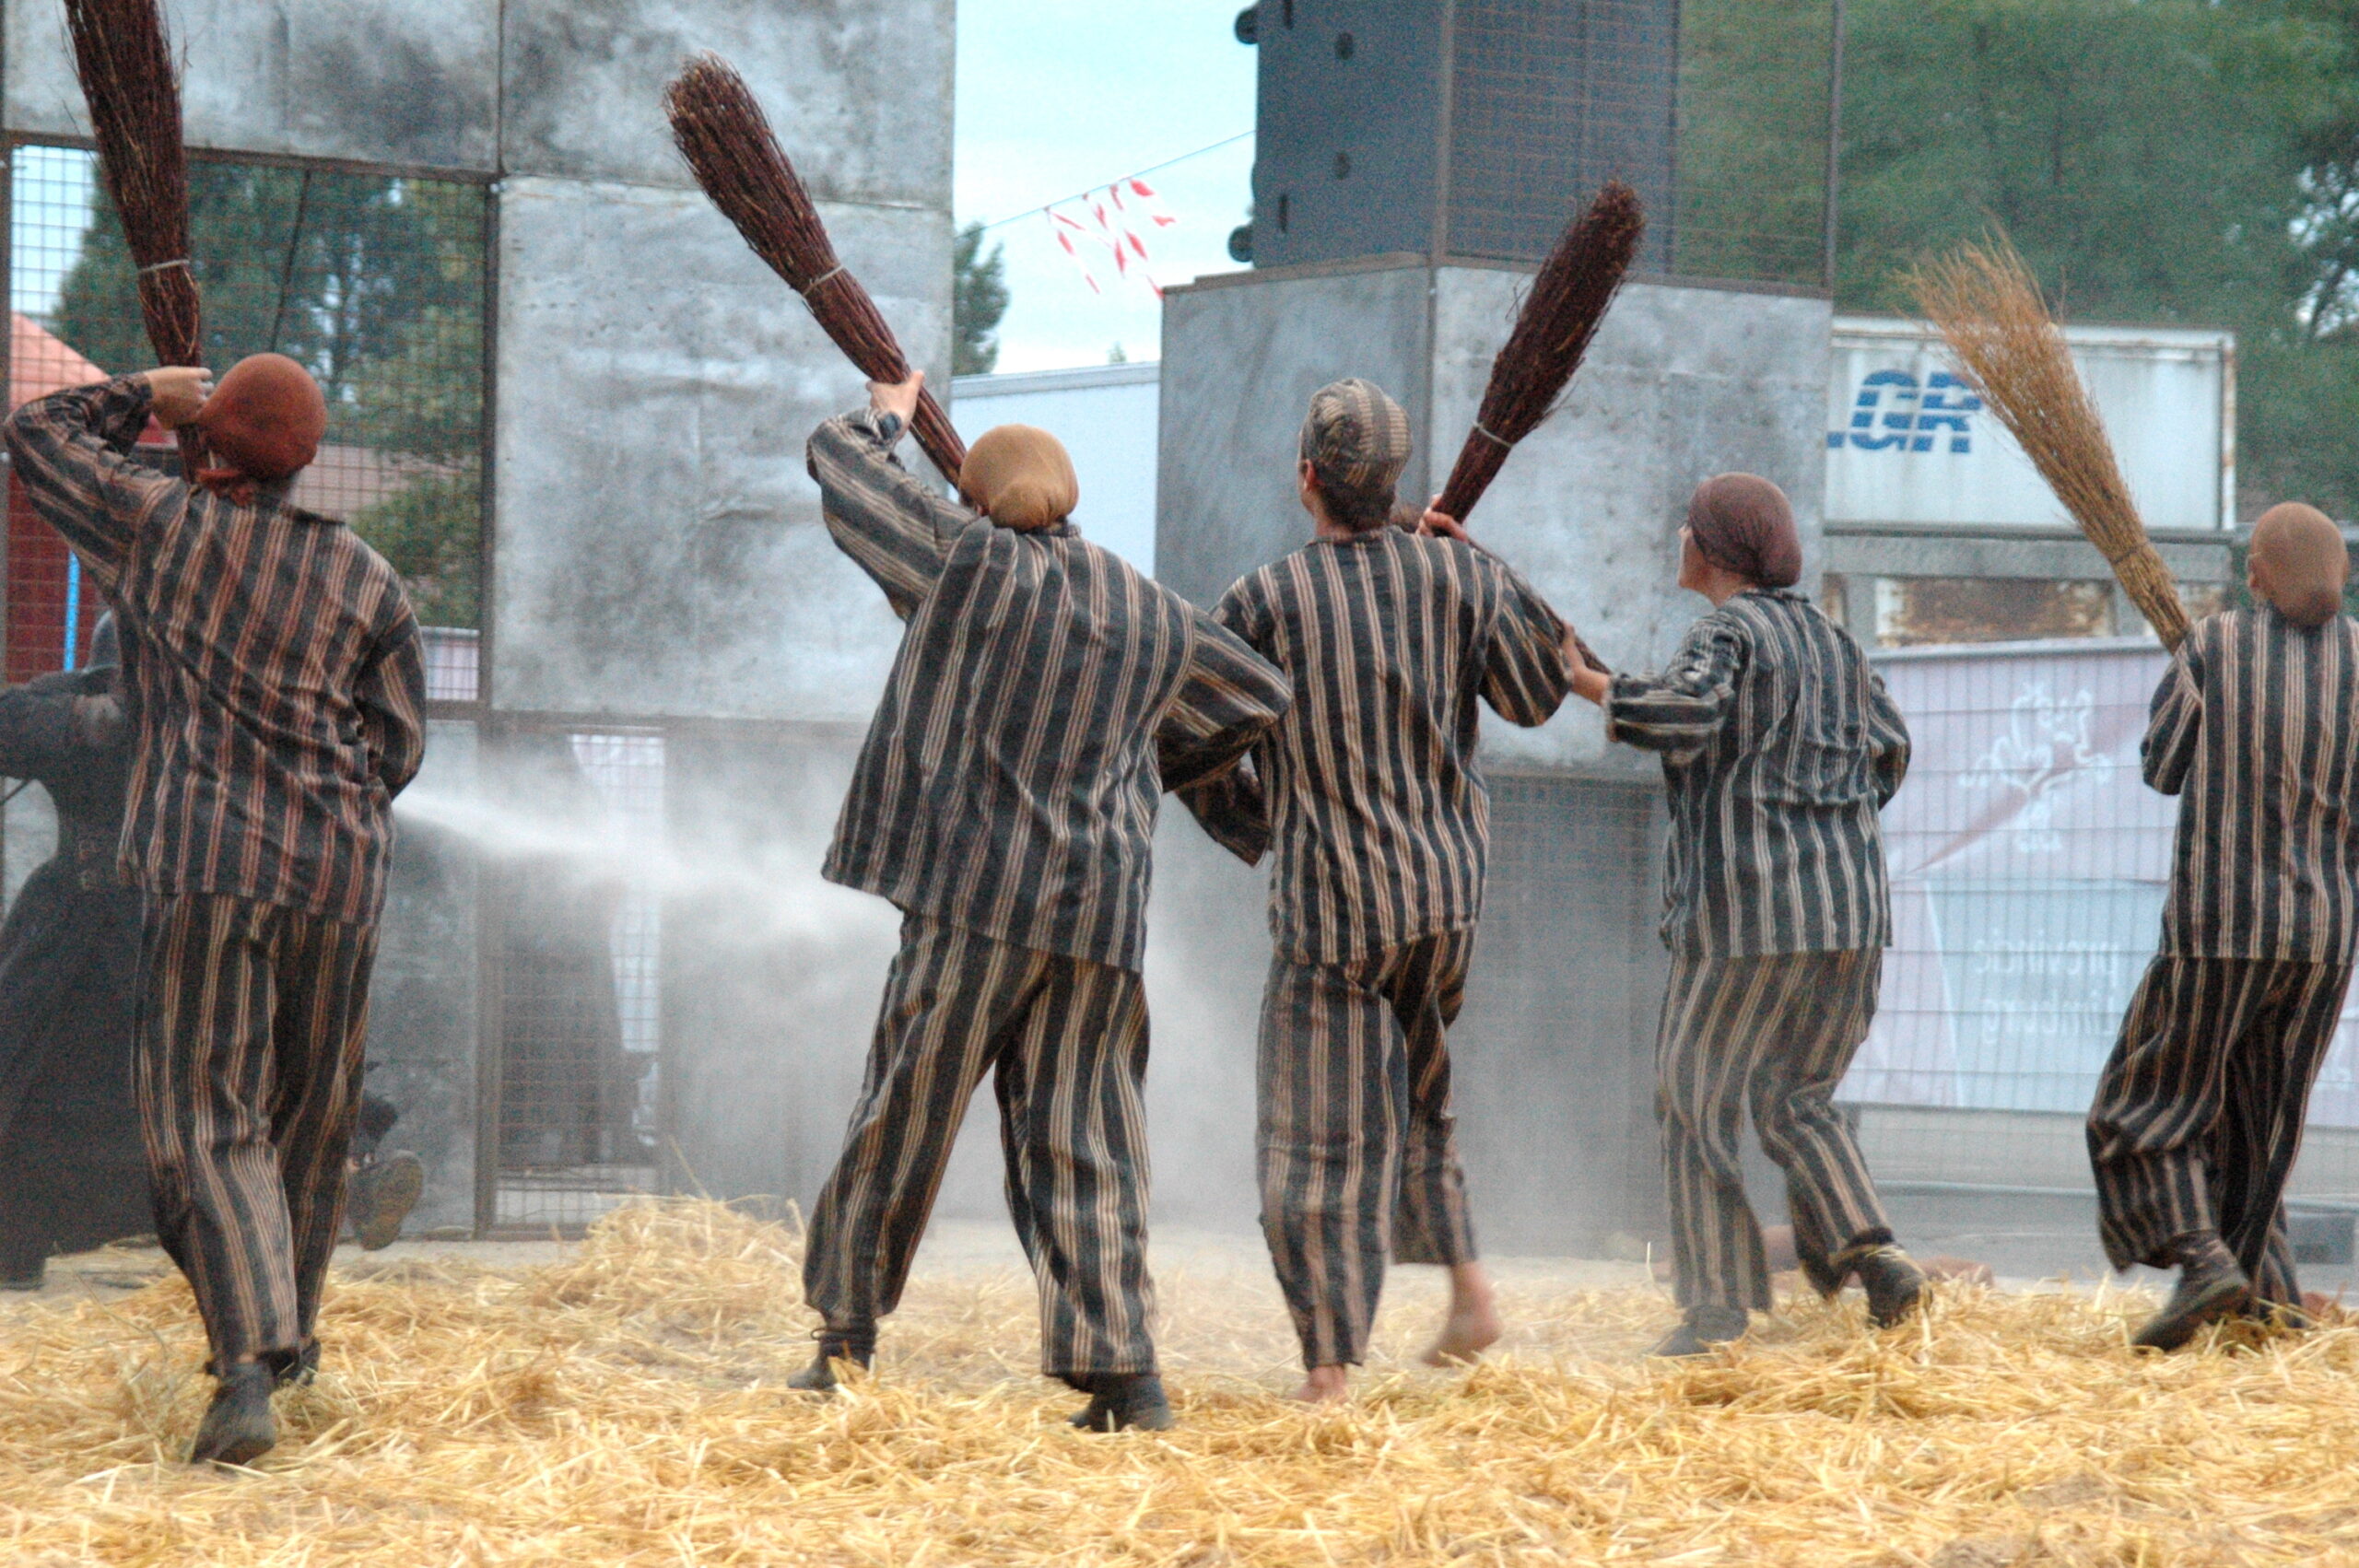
[5,140,489,692]
[1842,638,2359,1270]
[484,726,667,1234]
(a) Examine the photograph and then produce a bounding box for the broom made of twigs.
[1907,235,2189,649]
[1433,180,1646,673]
[63,0,205,479]
[664,53,966,486]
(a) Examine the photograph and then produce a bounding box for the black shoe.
[1854,1245,1929,1328]
[1648,1304,1750,1357]
[190,1363,277,1467]
[788,1328,874,1393]
[1064,1372,1175,1433]
[2131,1235,2251,1352]
[349,1152,425,1252]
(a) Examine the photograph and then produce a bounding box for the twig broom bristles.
[63,0,206,479]
[1435,181,1646,526]
[1907,235,2190,649]
[1435,181,1645,673]
[665,54,967,486]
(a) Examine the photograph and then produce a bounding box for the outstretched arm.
[1867,672,1911,807]
[805,371,974,620]
[1156,611,1291,794]
[1600,618,1745,763]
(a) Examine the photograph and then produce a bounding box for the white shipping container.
[1825,316,2233,532]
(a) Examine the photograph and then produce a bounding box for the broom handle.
[799,270,968,486]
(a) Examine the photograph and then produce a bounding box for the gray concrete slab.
[490,176,950,720]
[6,0,500,170]
[499,0,952,200]
[1430,275,1833,774]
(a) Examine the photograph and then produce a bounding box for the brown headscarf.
[959,424,1079,531]
[1686,473,1802,589]
[191,353,326,503]
[2249,502,2348,626]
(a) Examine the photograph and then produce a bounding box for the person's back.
[796,380,1287,1431]
[1213,524,1567,960]
[4,355,425,1466]
[825,482,1239,970]
[2087,500,2359,1351]
[1617,587,1906,958]
[2150,603,2359,961]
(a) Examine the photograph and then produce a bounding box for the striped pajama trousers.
[2087,956,2351,1304]
[1258,930,1479,1369]
[1657,949,1895,1312]
[803,915,1157,1376]
[135,894,379,1375]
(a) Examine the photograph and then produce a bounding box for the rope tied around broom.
[135,257,191,277]
[802,264,847,296]
[1473,423,1513,451]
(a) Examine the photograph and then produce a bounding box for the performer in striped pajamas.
[2086,501,2359,1350]
[1180,378,1571,1402]
[1567,474,1927,1356]
[6,357,426,1465]
[795,372,1290,1432]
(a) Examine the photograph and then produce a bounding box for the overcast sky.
[954,0,1257,374]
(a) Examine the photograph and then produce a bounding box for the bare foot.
[1290,1364,1349,1403]
[1422,1262,1504,1366]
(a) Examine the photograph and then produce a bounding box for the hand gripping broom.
[1907,234,2190,649]
[664,53,968,486]
[1434,181,1647,673]
[63,0,208,479]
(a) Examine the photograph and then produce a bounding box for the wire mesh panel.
[1448,0,1680,269]
[1845,640,2359,1205]
[489,729,666,1233]
[5,141,488,691]
[1671,0,1837,287]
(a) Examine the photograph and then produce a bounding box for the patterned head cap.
[1299,379,1412,506]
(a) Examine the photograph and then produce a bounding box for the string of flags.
[1041,178,1178,300]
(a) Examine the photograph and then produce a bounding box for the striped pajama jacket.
[801,409,1289,1376]
[2088,607,2359,1302]
[1607,590,1909,1312]
[6,376,425,1373]
[1182,526,1569,1368]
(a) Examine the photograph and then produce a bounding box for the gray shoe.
[2132,1235,2251,1352]
[1649,1304,1749,1357]
[1854,1245,1929,1328]
[190,1363,276,1467]
[1065,1372,1175,1432]
[788,1328,874,1394]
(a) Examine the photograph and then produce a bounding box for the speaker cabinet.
[1244,0,1677,270]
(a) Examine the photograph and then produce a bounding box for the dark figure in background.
[494,731,641,1170]
[0,614,146,1289]
[2087,502,2359,1350]
[6,357,426,1468]
[794,371,1288,1433]
[1180,379,1571,1403]
[1568,474,1928,1356]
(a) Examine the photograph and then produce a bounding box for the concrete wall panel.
[491,175,950,720]
[1156,262,1434,609]
[6,0,499,170]
[1430,273,1833,773]
[500,0,952,201]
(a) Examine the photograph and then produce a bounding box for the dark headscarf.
[1686,473,1802,590]
[191,353,326,504]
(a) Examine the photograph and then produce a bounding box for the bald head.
[2249,503,2348,627]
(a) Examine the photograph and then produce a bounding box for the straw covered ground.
[5,1200,2359,1565]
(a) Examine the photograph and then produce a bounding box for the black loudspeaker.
[1240,0,1677,270]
